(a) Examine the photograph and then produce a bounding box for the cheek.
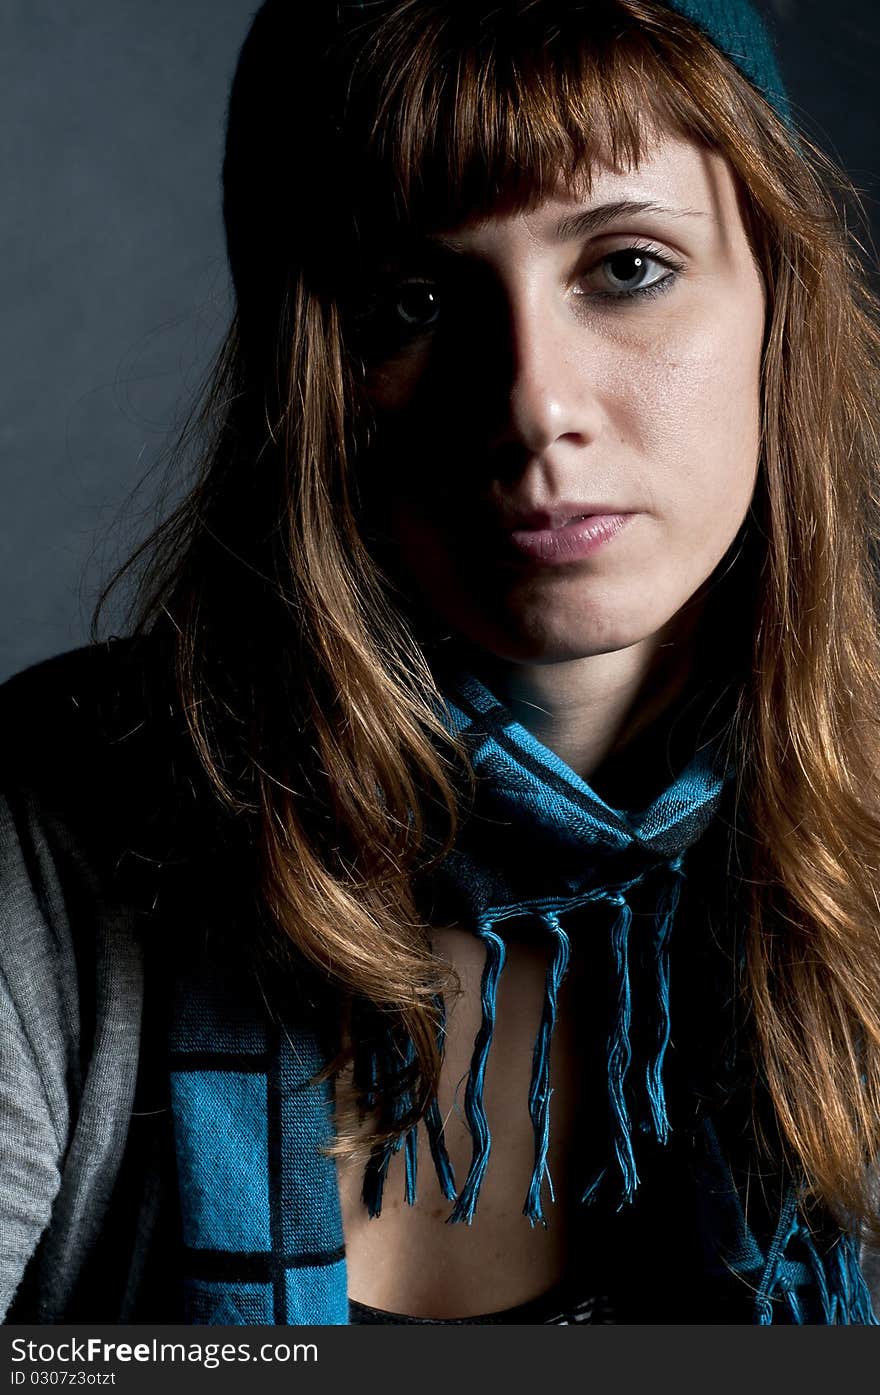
[364,348,432,415]
[617,308,763,537]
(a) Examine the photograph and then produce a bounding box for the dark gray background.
[2,0,878,682]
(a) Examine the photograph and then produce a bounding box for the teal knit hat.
[662,0,792,124]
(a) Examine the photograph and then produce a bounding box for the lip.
[503,504,631,531]
[504,511,636,564]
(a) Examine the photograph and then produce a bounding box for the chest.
[336,926,598,1318]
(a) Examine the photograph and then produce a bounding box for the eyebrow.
[382,200,708,269]
[552,200,708,241]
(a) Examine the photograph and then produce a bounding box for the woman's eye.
[391,281,440,330]
[350,245,681,357]
[347,279,441,353]
[578,247,681,301]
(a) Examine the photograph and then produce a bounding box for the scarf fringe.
[446,922,506,1224]
[582,860,682,1206]
[606,892,638,1203]
[423,993,458,1203]
[362,1031,421,1217]
[797,1225,876,1325]
[828,1233,878,1325]
[363,856,689,1224]
[691,1118,877,1325]
[753,1187,801,1324]
[752,1201,878,1325]
[644,852,683,1143]
[523,912,572,1226]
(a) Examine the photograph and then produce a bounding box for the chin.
[446,605,665,666]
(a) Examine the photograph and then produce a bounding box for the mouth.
[501,504,634,532]
[502,510,636,565]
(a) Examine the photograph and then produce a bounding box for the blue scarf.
[361,670,734,1225]
[168,670,877,1325]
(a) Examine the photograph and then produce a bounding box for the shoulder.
[0,633,176,809]
[0,632,183,1031]
[0,632,214,899]
[0,633,200,1084]
[0,630,258,990]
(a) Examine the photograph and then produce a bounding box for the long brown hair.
[93,0,880,1236]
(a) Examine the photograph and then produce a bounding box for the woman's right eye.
[390,280,441,331]
[350,277,442,349]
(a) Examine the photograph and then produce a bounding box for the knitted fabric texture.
[169,960,348,1325]
[662,0,792,124]
[168,670,877,1325]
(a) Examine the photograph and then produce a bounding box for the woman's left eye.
[577,246,683,302]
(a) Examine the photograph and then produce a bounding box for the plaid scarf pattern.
[169,963,348,1324]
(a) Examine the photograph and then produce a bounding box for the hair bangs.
[339,0,748,240]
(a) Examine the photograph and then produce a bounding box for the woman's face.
[355,131,766,664]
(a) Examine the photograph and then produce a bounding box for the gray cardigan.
[0,785,145,1319]
[0,638,199,1321]
[2,639,879,1323]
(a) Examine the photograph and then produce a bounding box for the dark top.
[348,1278,615,1324]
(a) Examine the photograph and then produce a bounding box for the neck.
[465,601,710,808]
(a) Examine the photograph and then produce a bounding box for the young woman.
[2,0,880,1326]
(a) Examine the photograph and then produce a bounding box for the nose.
[488,284,600,459]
